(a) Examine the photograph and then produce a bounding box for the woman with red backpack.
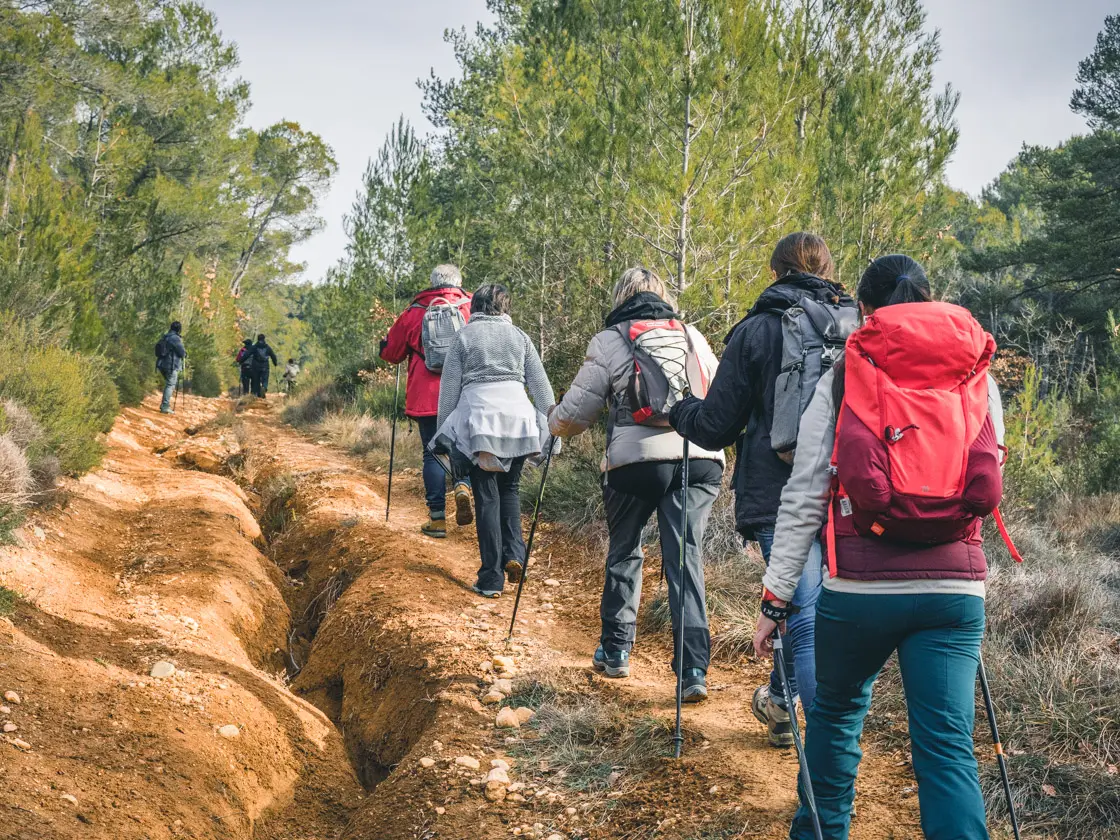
[753,255,1006,840]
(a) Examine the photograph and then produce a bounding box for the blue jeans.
[791,591,987,839]
[415,417,470,517]
[160,367,179,412]
[756,527,822,714]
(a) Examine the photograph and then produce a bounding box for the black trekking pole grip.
[506,434,558,642]
[385,363,401,521]
[978,655,1022,840]
[672,440,690,759]
[773,628,824,840]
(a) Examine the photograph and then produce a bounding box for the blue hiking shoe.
[681,668,708,704]
[592,646,630,678]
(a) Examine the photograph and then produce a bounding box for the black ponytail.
[856,254,931,310]
[833,254,932,409]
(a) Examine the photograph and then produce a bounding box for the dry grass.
[0,434,32,510]
[508,662,672,794]
[0,399,42,450]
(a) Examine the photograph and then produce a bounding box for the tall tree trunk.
[676,1,696,297]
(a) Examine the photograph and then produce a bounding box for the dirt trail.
[0,396,922,840]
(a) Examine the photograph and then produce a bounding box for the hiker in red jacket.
[379,265,473,537]
[754,255,1007,840]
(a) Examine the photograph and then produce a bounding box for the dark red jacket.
[379,286,472,418]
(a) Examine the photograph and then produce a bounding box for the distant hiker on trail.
[549,267,723,701]
[753,255,1007,840]
[249,333,278,398]
[434,283,556,598]
[670,232,856,744]
[282,359,300,393]
[235,338,253,397]
[155,321,187,414]
[380,264,474,538]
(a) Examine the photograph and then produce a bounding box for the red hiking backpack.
[615,319,710,427]
[826,302,1022,572]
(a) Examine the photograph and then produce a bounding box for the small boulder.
[3,691,20,705]
[11,738,30,750]
[485,767,510,785]
[419,757,436,769]
[454,755,481,770]
[514,707,535,724]
[2,722,16,733]
[491,758,511,771]
[435,806,445,815]
[0,706,8,715]
[217,724,240,739]
[495,708,521,729]
[543,579,560,587]
[484,780,507,802]
[481,690,505,706]
[432,740,444,752]
[508,793,527,803]
[493,678,513,694]
[492,655,515,672]
[149,661,175,679]
[61,794,78,806]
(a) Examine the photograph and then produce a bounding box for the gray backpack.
[770,298,858,462]
[418,297,466,373]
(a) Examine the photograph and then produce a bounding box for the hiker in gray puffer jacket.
[435,284,557,598]
[549,267,724,701]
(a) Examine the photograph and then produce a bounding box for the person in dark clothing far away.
[379,264,474,538]
[235,338,253,396]
[549,267,724,701]
[670,232,856,745]
[155,321,187,414]
[249,333,278,398]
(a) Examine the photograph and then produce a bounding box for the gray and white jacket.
[437,314,555,430]
[761,368,1005,602]
[549,325,725,470]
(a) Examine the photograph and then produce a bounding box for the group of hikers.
[381,234,1012,840]
[154,325,301,411]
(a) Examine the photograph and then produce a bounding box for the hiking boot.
[420,516,447,539]
[681,668,708,704]
[505,559,524,584]
[471,583,502,599]
[454,483,474,526]
[752,684,795,748]
[592,645,630,678]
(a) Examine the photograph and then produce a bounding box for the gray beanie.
[430,264,463,288]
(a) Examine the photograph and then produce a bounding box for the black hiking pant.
[471,457,526,592]
[250,366,269,397]
[240,368,252,396]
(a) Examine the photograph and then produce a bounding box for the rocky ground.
[0,394,928,839]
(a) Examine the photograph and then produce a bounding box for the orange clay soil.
[0,395,925,840]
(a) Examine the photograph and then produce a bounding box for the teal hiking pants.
[789,589,988,840]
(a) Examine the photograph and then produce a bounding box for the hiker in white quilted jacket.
[548,267,725,701]
[435,283,557,599]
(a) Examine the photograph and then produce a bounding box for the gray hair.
[431,263,463,288]
[612,266,675,309]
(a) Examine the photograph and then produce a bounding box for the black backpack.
[252,344,271,367]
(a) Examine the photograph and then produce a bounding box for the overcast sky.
[204,0,1115,282]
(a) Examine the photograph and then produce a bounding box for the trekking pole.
[506,434,558,642]
[385,363,401,522]
[672,440,690,759]
[774,627,824,840]
[978,655,1022,840]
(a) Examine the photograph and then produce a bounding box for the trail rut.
[0,395,923,839]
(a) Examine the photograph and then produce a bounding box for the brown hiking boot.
[420,517,447,539]
[454,483,473,526]
[752,684,795,748]
[505,559,524,584]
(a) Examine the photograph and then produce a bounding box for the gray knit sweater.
[436,314,555,429]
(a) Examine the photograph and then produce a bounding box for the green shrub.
[0,316,119,474]
[186,329,224,398]
[107,340,153,407]
[1003,365,1073,506]
[0,585,20,616]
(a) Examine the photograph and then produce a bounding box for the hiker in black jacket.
[249,333,278,398]
[156,321,187,414]
[669,232,854,746]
